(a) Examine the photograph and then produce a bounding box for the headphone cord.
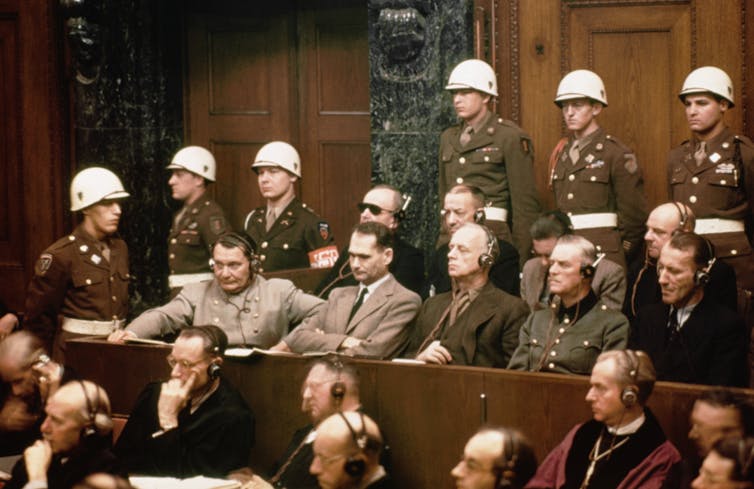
[629,249,653,317]
[318,259,353,299]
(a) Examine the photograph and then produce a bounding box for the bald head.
[41,381,112,454]
[645,202,696,259]
[0,331,46,397]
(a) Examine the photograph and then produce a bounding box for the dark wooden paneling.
[68,339,751,488]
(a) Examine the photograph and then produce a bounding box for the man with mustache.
[24,167,130,362]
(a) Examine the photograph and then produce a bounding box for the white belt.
[484,207,508,222]
[61,317,125,335]
[569,212,618,230]
[695,218,745,235]
[168,272,214,289]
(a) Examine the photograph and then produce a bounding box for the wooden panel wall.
[0,0,65,311]
[492,0,751,212]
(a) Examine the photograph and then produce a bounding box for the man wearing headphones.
[508,235,629,375]
[624,201,737,321]
[427,185,520,298]
[272,222,420,359]
[520,211,626,311]
[114,326,254,477]
[108,232,324,347]
[630,232,747,386]
[310,411,390,489]
[527,350,681,488]
[407,222,529,367]
[5,380,124,489]
[0,332,77,456]
[451,427,537,489]
[314,185,424,299]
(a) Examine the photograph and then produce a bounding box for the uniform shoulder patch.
[35,253,53,276]
[520,137,531,155]
[624,153,639,174]
[734,134,754,148]
[318,222,330,241]
[210,216,226,235]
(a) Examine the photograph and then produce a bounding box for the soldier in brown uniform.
[244,141,335,273]
[668,66,754,293]
[166,146,228,290]
[439,59,541,264]
[24,167,130,362]
[549,70,647,269]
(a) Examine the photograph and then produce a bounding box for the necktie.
[694,141,707,167]
[460,126,474,146]
[266,208,277,231]
[449,291,470,325]
[100,243,111,262]
[666,308,680,344]
[348,288,368,323]
[569,142,580,164]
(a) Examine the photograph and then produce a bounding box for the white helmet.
[70,167,129,212]
[252,141,301,178]
[679,66,735,107]
[166,146,216,181]
[554,69,608,107]
[445,59,498,97]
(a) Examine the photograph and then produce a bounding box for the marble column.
[368,0,474,259]
[67,0,184,315]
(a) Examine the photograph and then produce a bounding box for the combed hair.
[699,389,754,437]
[447,184,486,209]
[529,211,573,240]
[595,350,656,405]
[179,325,228,356]
[308,354,361,396]
[476,426,538,489]
[667,231,713,268]
[553,234,596,266]
[352,221,394,250]
[712,436,754,484]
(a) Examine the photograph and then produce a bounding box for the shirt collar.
[359,273,391,301]
[607,413,646,435]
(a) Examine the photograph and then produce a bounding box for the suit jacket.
[406,281,530,367]
[520,256,626,311]
[630,294,748,386]
[283,274,421,359]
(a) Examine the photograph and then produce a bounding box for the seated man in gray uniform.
[407,223,529,367]
[108,232,323,347]
[508,234,628,375]
[272,222,420,359]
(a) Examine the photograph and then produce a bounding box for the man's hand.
[32,357,63,401]
[416,340,453,364]
[0,313,18,341]
[157,373,196,430]
[24,440,52,482]
[0,396,37,431]
[268,341,291,353]
[340,337,362,350]
[107,329,136,343]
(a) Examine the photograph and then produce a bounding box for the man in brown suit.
[407,222,529,367]
[165,146,228,290]
[24,167,130,362]
[272,222,420,359]
[549,70,647,268]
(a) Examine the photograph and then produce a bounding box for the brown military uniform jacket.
[244,198,334,272]
[551,128,647,266]
[168,196,228,275]
[439,113,541,262]
[668,127,754,290]
[24,225,130,352]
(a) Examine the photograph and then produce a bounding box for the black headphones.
[191,326,223,380]
[621,350,640,408]
[579,253,604,279]
[494,429,519,489]
[473,208,486,224]
[693,238,716,287]
[339,412,369,479]
[478,226,499,268]
[329,358,346,403]
[210,232,258,273]
[671,201,688,230]
[393,193,412,222]
[78,380,101,440]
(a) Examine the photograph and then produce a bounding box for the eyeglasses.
[357,202,395,215]
[167,355,207,370]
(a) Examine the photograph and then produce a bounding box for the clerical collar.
[607,413,645,435]
[557,290,597,323]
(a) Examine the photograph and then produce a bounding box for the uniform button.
[555,339,560,344]
[456,177,463,184]
[596,245,602,252]
[563,318,570,324]
[559,327,565,334]
[548,362,555,369]
[583,340,590,346]
[283,244,289,250]
[550,351,557,357]
[731,249,738,255]
[567,193,574,200]
[169,253,175,259]
[255,296,260,301]
[261,242,268,249]
[253,313,259,318]
[170,238,177,244]
[568,174,575,181]
[692,176,699,184]
[111,296,117,302]
[112,315,118,320]
[601,304,607,310]
[689,195,697,204]
[213,300,219,305]
[723,142,730,149]
[68,235,75,241]
[721,180,727,185]
[532,339,538,345]
[260,255,266,261]
[258,268,264,273]
[213,317,220,323]
[459,157,466,164]
[253,329,259,334]
[483,156,490,162]
[590,176,596,182]
[110,277,114,282]
[86,279,92,285]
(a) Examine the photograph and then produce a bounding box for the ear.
[213,355,224,366]
[720,99,730,112]
[592,103,603,116]
[482,94,491,105]
[382,247,394,267]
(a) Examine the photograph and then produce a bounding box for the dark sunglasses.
[357,202,395,215]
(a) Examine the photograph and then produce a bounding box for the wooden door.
[184,1,370,249]
[489,0,751,212]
